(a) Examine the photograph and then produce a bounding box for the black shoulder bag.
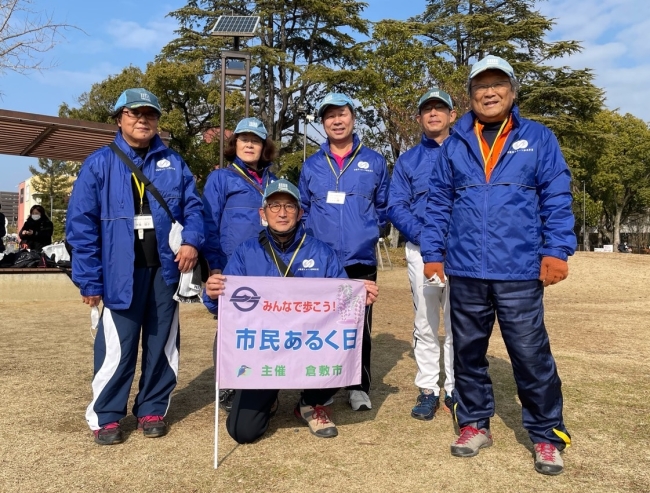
[109,143,209,281]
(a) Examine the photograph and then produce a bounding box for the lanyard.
[132,174,145,214]
[232,164,264,195]
[269,233,306,277]
[474,119,508,177]
[324,144,363,190]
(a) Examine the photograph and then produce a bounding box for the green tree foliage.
[28,158,78,240]
[585,110,650,248]
[164,0,369,155]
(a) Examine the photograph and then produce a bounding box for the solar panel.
[211,16,260,37]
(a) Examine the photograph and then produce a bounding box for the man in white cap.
[388,88,457,421]
[67,88,204,445]
[421,56,575,475]
[298,92,389,412]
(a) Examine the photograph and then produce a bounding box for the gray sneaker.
[294,402,338,438]
[348,390,372,411]
[534,443,564,475]
[450,424,493,457]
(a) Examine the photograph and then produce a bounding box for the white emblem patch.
[302,259,315,268]
[157,159,171,168]
[358,161,370,169]
[512,140,528,150]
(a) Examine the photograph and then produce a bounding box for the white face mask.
[31,214,41,221]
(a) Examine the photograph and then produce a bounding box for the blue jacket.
[203,225,347,313]
[202,158,277,271]
[298,134,390,267]
[388,133,449,245]
[421,106,576,280]
[66,131,204,309]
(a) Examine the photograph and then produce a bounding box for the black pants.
[344,263,377,394]
[226,387,339,444]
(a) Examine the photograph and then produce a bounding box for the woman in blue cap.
[202,117,278,410]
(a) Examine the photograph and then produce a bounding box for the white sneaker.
[348,390,372,411]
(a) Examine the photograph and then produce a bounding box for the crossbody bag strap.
[258,230,295,277]
[109,142,175,223]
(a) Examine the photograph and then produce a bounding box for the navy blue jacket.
[420,106,576,280]
[298,134,389,267]
[202,158,277,271]
[66,131,204,309]
[388,133,449,245]
[203,225,347,314]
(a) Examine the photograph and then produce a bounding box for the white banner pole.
[214,309,221,469]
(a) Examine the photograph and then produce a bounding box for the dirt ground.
[1,252,649,493]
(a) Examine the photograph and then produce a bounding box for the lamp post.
[583,181,587,252]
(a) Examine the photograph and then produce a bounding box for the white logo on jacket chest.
[302,259,315,268]
[507,140,534,154]
[157,159,171,168]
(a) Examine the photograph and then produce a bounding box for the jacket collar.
[231,157,272,178]
[264,223,307,254]
[114,131,167,163]
[457,105,522,138]
[420,127,455,148]
[320,133,361,157]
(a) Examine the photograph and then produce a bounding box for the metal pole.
[302,117,307,163]
[220,52,226,169]
[583,181,587,252]
[245,57,250,118]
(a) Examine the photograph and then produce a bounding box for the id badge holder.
[326,191,346,204]
[134,214,154,240]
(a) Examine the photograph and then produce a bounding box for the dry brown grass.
[1,252,649,493]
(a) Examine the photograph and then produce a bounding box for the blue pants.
[86,267,180,430]
[448,276,570,450]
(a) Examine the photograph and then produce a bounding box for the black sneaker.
[137,415,167,438]
[219,389,236,413]
[411,391,439,420]
[93,422,123,445]
[443,394,453,414]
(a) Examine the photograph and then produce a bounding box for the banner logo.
[230,287,261,312]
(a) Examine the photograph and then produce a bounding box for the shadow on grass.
[167,367,215,425]
[488,355,534,452]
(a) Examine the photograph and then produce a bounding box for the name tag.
[326,191,346,204]
[134,214,154,230]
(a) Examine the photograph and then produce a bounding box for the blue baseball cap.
[317,92,355,118]
[418,88,454,111]
[234,117,268,140]
[469,55,516,81]
[262,179,301,205]
[113,88,161,115]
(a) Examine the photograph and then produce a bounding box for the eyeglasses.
[121,108,160,121]
[237,136,264,146]
[420,102,450,113]
[266,202,298,213]
[470,80,511,95]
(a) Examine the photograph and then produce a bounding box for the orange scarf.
[474,116,513,182]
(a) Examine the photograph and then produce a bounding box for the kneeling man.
[205,179,378,443]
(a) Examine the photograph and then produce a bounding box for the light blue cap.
[418,88,454,111]
[234,117,268,140]
[113,88,161,115]
[262,179,301,204]
[469,55,516,80]
[317,92,355,118]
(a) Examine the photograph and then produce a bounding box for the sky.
[0,0,648,191]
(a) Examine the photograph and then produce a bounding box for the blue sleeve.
[65,160,104,296]
[201,170,228,271]
[537,130,576,260]
[179,159,205,250]
[324,246,348,278]
[420,146,453,263]
[374,156,390,228]
[387,156,420,244]
[298,159,312,222]
[202,243,249,314]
